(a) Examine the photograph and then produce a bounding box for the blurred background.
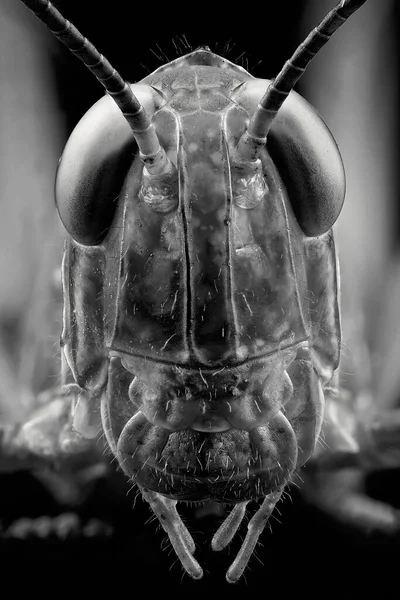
[0,0,399,593]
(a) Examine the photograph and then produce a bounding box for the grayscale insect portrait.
[1,0,399,591]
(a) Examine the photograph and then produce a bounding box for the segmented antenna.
[237,0,368,160]
[20,0,170,173]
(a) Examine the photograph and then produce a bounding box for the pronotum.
[4,0,398,583]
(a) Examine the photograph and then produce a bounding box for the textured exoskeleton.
[60,50,343,509]
[4,0,379,583]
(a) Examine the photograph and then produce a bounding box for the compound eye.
[232,161,268,209]
[56,98,136,246]
[139,171,179,213]
[268,94,345,236]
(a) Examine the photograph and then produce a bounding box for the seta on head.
[21,0,367,173]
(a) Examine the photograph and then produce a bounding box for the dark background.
[1,0,400,595]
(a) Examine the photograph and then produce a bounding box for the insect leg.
[359,409,400,470]
[211,501,249,551]
[225,487,284,584]
[302,467,400,534]
[140,487,203,580]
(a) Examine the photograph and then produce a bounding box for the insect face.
[60,51,331,509]
[19,0,367,583]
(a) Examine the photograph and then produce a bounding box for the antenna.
[20,0,171,174]
[237,0,368,161]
